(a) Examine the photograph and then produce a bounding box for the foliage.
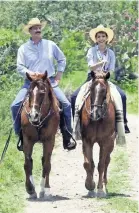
[59,30,88,74]
[0,1,138,87]
[0,29,28,86]
[111,2,138,76]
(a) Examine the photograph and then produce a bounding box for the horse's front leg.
[39,136,55,199]
[103,143,114,191]
[97,145,108,198]
[23,137,37,199]
[82,139,95,195]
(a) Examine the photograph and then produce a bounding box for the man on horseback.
[71,25,130,134]
[11,18,76,151]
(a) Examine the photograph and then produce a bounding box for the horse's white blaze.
[40,177,45,192]
[29,175,35,187]
[30,86,38,120]
[93,83,101,118]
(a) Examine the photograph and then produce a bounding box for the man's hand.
[54,71,63,84]
[26,71,42,81]
[27,71,36,76]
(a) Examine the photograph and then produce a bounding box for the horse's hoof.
[42,187,52,200]
[29,192,37,199]
[87,190,96,198]
[97,189,107,198]
[85,178,95,191]
[39,191,44,199]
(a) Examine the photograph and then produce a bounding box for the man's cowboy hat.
[23,18,47,34]
[89,25,114,43]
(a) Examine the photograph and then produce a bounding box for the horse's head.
[26,71,51,124]
[90,71,110,121]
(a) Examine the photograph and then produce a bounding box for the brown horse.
[80,71,116,198]
[21,72,59,199]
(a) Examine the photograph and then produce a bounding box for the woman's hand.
[100,59,108,64]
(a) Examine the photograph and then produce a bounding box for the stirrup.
[17,131,23,151]
[64,141,76,151]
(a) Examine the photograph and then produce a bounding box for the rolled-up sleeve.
[109,50,115,72]
[17,46,29,78]
[86,47,95,67]
[53,42,66,72]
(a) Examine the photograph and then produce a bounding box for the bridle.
[24,82,54,129]
[84,78,108,121]
[85,98,108,120]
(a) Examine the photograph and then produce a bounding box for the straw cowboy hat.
[89,25,114,43]
[23,18,47,34]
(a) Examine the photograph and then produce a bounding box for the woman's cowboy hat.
[23,18,47,34]
[89,25,114,43]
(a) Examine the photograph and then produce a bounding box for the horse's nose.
[91,109,100,121]
[34,112,39,119]
[29,109,39,122]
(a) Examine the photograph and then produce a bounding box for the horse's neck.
[106,83,111,104]
[45,88,58,113]
[44,93,51,111]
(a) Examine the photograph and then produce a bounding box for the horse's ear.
[42,71,48,81]
[26,72,32,81]
[105,72,110,79]
[91,71,95,79]
[91,71,96,79]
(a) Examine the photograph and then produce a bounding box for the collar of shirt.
[96,45,108,56]
[29,38,42,45]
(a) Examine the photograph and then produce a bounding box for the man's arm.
[17,46,36,79]
[52,42,66,83]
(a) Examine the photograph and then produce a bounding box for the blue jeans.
[11,78,72,135]
[71,73,128,124]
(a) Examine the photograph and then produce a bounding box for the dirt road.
[24,114,139,213]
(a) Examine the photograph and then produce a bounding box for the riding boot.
[124,123,130,133]
[17,130,23,151]
[60,112,76,150]
[61,128,76,150]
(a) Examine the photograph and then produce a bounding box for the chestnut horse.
[80,71,116,198]
[21,72,59,199]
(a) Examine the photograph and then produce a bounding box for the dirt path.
[126,114,139,200]
[24,114,139,213]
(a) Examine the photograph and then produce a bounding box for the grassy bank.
[101,146,138,213]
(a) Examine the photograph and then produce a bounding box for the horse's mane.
[45,78,59,112]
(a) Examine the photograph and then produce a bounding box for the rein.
[0,96,27,165]
[85,98,107,119]
[0,128,13,165]
[28,108,54,129]
[84,77,109,120]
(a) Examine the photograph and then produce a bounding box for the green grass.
[101,146,138,213]
[126,92,138,114]
[60,70,87,91]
